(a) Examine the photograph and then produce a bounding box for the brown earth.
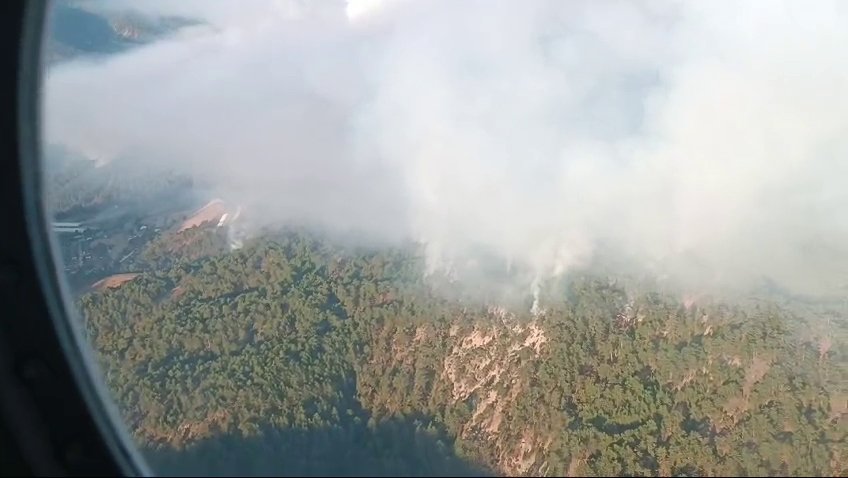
[178,199,227,232]
[92,273,140,290]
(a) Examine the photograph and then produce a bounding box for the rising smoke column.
[43,0,848,299]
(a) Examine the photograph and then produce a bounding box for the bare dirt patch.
[92,273,140,290]
[178,199,227,232]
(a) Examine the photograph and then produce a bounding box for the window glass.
[42,1,847,476]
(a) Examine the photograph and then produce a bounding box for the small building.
[53,225,88,234]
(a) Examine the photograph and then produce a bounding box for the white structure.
[53,224,87,234]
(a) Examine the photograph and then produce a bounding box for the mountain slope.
[78,229,848,476]
[45,2,196,64]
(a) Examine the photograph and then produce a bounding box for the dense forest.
[75,223,847,477]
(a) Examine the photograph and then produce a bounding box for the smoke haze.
[43,0,848,297]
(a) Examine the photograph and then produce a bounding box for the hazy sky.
[44,0,848,296]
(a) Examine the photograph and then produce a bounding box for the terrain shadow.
[143,416,493,477]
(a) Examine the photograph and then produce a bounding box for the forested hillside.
[45,1,195,64]
[77,226,848,476]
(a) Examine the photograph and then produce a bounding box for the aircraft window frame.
[12,1,150,475]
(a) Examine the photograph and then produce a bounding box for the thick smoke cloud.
[44,0,848,297]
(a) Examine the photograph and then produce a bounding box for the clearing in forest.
[178,199,227,232]
[91,272,140,290]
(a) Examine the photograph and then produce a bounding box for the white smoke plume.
[43,0,848,297]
